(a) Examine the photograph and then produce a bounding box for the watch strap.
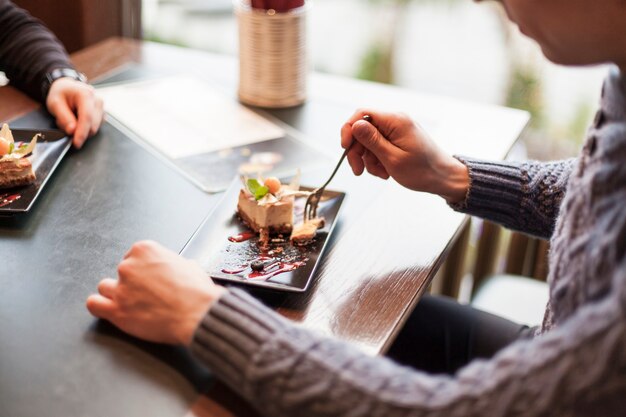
[41,68,88,99]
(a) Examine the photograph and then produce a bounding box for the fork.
[304,115,371,222]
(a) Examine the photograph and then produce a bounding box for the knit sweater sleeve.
[0,0,74,102]
[449,157,577,239]
[191,274,626,417]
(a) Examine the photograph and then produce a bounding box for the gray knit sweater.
[191,67,626,416]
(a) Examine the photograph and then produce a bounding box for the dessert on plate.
[0,124,39,189]
[290,217,325,245]
[237,176,294,235]
[236,174,324,244]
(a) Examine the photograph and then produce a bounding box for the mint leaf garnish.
[247,179,269,200]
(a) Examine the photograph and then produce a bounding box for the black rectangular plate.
[0,129,71,214]
[181,179,345,292]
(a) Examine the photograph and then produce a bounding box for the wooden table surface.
[0,38,529,417]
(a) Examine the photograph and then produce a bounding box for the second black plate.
[0,129,71,214]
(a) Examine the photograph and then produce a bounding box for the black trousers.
[386,295,534,375]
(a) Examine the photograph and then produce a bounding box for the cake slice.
[0,124,39,189]
[290,217,325,245]
[237,189,293,234]
[236,174,326,245]
[0,158,36,188]
[237,177,294,235]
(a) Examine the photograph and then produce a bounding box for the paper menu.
[95,76,286,159]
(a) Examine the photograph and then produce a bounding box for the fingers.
[342,120,370,175]
[341,111,382,148]
[98,278,117,298]
[351,119,396,165]
[90,96,104,136]
[347,148,365,176]
[342,109,405,176]
[346,108,377,125]
[340,122,352,149]
[122,243,135,260]
[46,79,104,149]
[345,108,398,138]
[73,92,94,149]
[122,240,164,264]
[363,150,389,179]
[86,294,117,320]
[49,98,77,135]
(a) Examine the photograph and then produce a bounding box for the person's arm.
[192,273,624,417]
[0,0,73,101]
[450,157,577,239]
[86,241,625,417]
[0,1,103,148]
[340,109,575,240]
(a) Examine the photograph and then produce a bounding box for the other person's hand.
[46,77,104,149]
[341,109,470,204]
[86,240,226,346]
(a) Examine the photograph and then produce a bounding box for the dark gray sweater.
[191,67,626,416]
[0,0,73,101]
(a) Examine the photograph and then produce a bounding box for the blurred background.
[143,0,609,160]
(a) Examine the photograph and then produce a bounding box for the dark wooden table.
[0,38,529,417]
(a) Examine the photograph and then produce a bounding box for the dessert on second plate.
[0,124,39,189]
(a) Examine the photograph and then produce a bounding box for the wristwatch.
[41,68,88,99]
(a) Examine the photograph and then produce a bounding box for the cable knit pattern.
[450,158,576,239]
[190,67,626,416]
[541,66,626,334]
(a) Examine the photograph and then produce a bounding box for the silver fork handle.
[321,114,372,189]
[320,144,352,191]
[305,115,372,221]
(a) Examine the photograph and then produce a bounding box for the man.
[88,0,626,415]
